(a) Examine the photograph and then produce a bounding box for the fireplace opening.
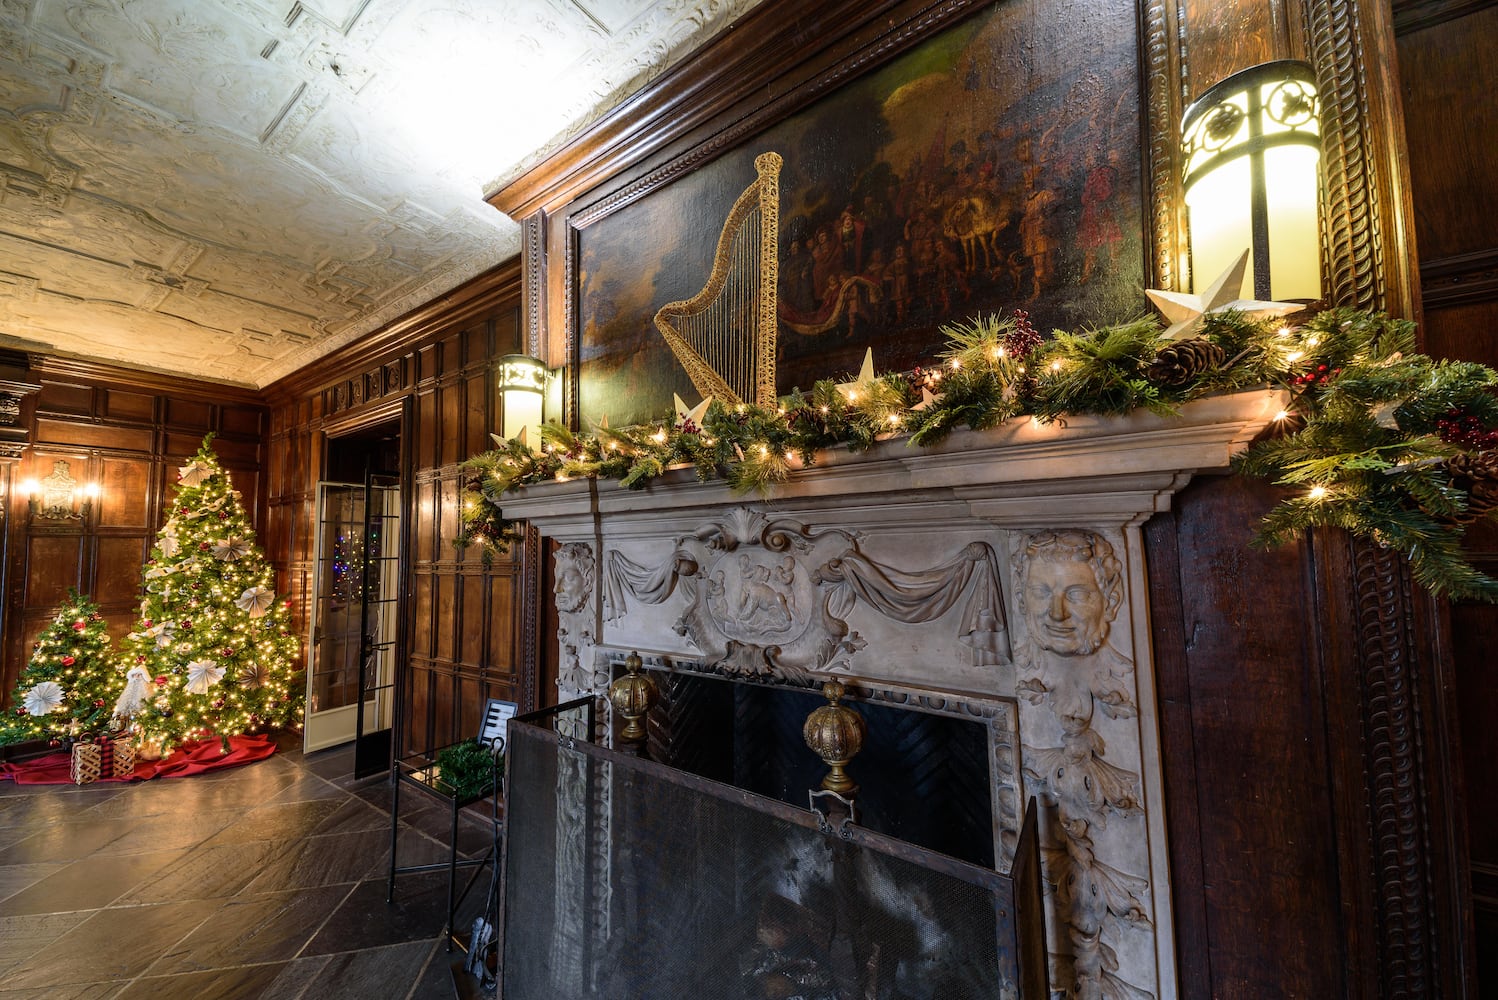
[640,670,995,869]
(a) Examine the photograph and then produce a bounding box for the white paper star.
[177,460,212,486]
[236,585,274,618]
[912,386,939,412]
[672,393,713,429]
[212,536,250,561]
[23,680,64,716]
[836,348,878,402]
[185,659,224,695]
[1146,250,1302,340]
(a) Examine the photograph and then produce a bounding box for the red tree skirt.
[0,734,277,785]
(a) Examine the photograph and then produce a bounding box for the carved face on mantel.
[1018,530,1123,657]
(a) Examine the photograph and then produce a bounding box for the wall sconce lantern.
[20,460,99,521]
[497,354,547,443]
[1181,60,1322,302]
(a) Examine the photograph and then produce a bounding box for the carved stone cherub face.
[1019,531,1122,657]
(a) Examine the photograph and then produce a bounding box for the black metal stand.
[386,745,504,952]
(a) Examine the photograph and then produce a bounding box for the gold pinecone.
[1147,337,1226,385]
[1447,450,1498,522]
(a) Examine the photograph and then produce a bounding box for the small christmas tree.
[0,591,121,746]
[116,435,303,750]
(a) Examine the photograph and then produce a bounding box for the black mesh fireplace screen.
[501,700,1047,1000]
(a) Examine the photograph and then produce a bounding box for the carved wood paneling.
[1391,0,1496,33]
[1419,250,1498,309]
[1395,6,1498,266]
[1143,0,1189,292]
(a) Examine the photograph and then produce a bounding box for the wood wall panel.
[93,536,149,605]
[1182,0,1296,100]
[97,458,153,530]
[1420,294,1498,364]
[164,397,212,429]
[37,383,91,415]
[104,390,154,422]
[34,420,153,452]
[1396,6,1498,263]
[459,576,485,668]
[22,536,82,606]
[1148,474,1355,998]
[463,371,488,460]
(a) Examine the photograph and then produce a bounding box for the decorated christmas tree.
[115,435,302,751]
[0,591,121,746]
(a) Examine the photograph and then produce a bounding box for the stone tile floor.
[0,736,497,999]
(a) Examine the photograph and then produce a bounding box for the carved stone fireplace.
[501,389,1284,1000]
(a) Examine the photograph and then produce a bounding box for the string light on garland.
[460,305,1498,602]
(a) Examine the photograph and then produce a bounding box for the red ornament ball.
[93,699,105,708]
[199,542,211,551]
[62,655,75,666]
[73,621,86,631]
[155,675,168,686]
[49,739,61,748]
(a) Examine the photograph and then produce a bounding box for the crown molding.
[486,0,980,221]
[29,355,265,407]
[264,255,523,403]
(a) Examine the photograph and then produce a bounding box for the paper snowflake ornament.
[23,681,65,716]
[213,537,250,561]
[836,348,878,402]
[672,394,713,430]
[185,659,225,695]
[1146,250,1302,340]
[236,585,274,618]
[177,460,212,486]
[238,661,269,690]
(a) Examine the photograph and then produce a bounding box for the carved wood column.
[1300,2,1469,996]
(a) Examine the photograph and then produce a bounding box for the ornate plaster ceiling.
[0,0,761,387]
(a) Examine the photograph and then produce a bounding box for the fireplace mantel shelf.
[498,387,1285,529]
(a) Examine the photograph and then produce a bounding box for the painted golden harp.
[653,152,782,407]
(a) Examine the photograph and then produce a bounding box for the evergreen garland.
[457,307,1498,602]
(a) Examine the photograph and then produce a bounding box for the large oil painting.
[576,0,1145,426]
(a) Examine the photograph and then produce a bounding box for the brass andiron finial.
[803,679,865,796]
[608,651,658,747]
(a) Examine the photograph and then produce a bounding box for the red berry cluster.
[1436,409,1498,449]
[1005,309,1043,358]
[1291,364,1342,386]
[678,419,700,435]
